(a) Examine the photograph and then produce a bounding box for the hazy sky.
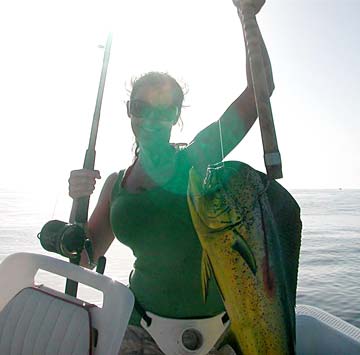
[1,0,359,212]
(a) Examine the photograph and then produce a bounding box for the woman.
[69,3,272,354]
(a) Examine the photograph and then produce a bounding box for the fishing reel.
[38,220,94,266]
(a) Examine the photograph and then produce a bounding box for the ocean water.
[0,187,359,328]
[293,189,360,328]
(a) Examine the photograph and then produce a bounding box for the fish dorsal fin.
[201,250,212,303]
[259,173,302,310]
[258,171,302,348]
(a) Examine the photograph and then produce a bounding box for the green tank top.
[110,149,224,326]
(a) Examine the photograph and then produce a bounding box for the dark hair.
[130,71,185,110]
[130,72,186,159]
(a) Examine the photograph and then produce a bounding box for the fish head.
[188,163,239,231]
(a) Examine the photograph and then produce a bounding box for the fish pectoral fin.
[201,249,227,304]
[232,230,257,275]
[201,250,213,303]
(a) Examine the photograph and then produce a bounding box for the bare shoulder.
[105,172,119,187]
[98,172,120,204]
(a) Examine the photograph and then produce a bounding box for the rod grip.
[234,0,283,179]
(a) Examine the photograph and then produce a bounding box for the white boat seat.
[0,253,134,355]
[0,287,94,354]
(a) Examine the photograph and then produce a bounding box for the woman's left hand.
[253,0,266,15]
[233,0,266,15]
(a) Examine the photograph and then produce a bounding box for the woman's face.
[129,82,179,149]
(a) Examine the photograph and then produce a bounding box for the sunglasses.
[127,99,180,123]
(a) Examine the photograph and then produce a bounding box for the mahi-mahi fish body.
[187,161,301,355]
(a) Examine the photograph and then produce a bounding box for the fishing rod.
[65,33,113,296]
[70,33,113,224]
[233,0,283,179]
[38,33,113,297]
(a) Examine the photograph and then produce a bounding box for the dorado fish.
[187,161,301,355]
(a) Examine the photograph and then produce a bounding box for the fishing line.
[218,118,225,167]
[258,177,271,197]
[51,193,59,219]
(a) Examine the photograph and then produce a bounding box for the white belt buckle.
[141,311,230,355]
